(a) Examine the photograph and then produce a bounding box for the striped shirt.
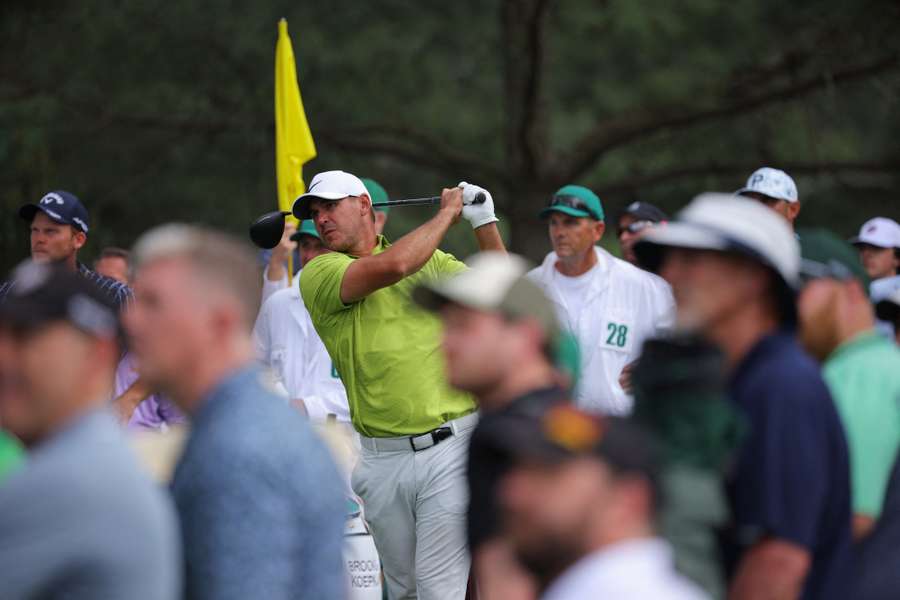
[0,262,132,312]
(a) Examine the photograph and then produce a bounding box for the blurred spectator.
[850,217,900,340]
[0,430,21,482]
[254,220,348,422]
[261,177,391,304]
[527,185,674,415]
[93,246,132,284]
[735,167,801,229]
[850,218,900,281]
[125,224,345,600]
[115,352,186,431]
[636,194,852,600]
[493,408,708,600]
[854,451,900,599]
[414,252,569,600]
[617,201,668,266]
[797,229,900,539]
[296,171,504,600]
[876,289,900,345]
[0,262,179,599]
[631,335,742,598]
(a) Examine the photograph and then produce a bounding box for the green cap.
[361,178,390,214]
[539,185,605,221]
[798,228,870,288]
[289,219,320,242]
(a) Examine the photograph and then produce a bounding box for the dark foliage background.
[2,0,898,269]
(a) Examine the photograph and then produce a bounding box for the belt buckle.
[409,426,453,452]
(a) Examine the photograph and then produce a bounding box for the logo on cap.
[40,193,65,206]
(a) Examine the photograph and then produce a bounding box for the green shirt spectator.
[823,330,900,518]
[301,235,474,437]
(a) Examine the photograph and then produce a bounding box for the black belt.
[408,426,454,452]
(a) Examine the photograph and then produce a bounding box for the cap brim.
[478,414,573,465]
[291,192,348,220]
[18,203,67,225]
[539,205,593,220]
[735,189,797,204]
[412,278,494,314]
[633,222,730,273]
[289,231,320,242]
[849,237,892,249]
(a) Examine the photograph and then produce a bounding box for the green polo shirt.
[300,236,475,437]
[824,330,900,518]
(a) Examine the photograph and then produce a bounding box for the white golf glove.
[458,181,499,229]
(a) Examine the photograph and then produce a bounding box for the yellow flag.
[275,18,316,225]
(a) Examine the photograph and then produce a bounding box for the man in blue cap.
[1,190,130,308]
[527,185,674,416]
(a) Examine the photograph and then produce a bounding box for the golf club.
[248,192,486,249]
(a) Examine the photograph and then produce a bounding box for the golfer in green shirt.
[798,229,900,540]
[296,170,504,600]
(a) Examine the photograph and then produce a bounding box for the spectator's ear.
[593,220,605,243]
[73,229,87,250]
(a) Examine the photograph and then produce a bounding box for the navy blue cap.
[19,191,90,233]
[622,201,668,223]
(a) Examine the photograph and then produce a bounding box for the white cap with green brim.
[413,252,560,337]
[635,193,801,290]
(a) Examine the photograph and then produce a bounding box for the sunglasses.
[548,195,601,220]
[618,220,655,237]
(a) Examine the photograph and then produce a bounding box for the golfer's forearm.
[474,223,505,253]
[340,208,456,302]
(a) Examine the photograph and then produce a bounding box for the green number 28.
[606,322,628,348]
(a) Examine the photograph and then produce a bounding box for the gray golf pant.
[352,413,477,600]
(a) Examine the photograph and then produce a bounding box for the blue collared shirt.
[171,366,345,600]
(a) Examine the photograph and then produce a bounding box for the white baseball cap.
[292,170,369,220]
[736,167,799,204]
[849,217,900,249]
[413,252,559,336]
[635,193,801,289]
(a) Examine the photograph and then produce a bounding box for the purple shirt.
[115,353,187,431]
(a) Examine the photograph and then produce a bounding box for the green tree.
[1,0,897,270]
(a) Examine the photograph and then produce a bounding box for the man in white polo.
[254,219,350,422]
[527,185,674,416]
[735,167,801,229]
[297,170,505,599]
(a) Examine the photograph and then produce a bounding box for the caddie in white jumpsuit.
[528,185,675,415]
[253,219,382,600]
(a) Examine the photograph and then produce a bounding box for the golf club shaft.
[372,192,485,208]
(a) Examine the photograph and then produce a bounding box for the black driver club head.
[249,211,290,249]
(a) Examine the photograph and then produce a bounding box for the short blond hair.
[133,224,262,329]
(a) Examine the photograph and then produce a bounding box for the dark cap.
[19,190,90,233]
[0,261,119,339]
[622,201,668,224]
[481,405,659,484]
[798,228,870,288]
